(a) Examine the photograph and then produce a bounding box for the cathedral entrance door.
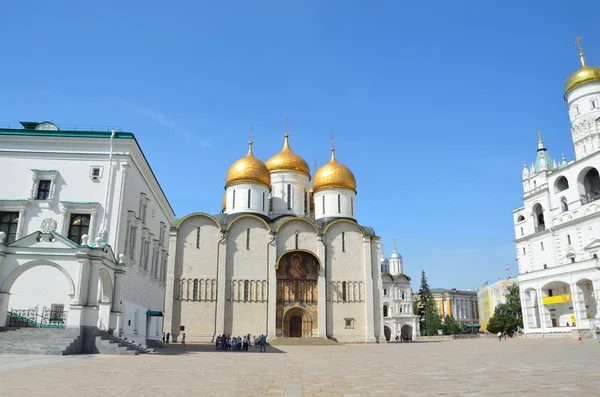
[289,315,303,337]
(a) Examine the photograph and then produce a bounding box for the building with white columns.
[164,133,385,343]
[0,121,174,351]
[380,240,418,341]
[514,38,600,337]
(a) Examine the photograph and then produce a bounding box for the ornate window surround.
[124,211,141,263]
[30,169,59,202]
[0,199,28,240]
[60,201,101,242]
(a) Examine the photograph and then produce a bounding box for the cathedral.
[163,133,385,343]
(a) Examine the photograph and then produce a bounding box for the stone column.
[536,289,549,332]
[362,236,375,342]
[109,260,125,335]
[266,234,277,339]
[593,279,600,319]
[570,283,586,328]
[162,232,178,337]
[317,235,327,338]
[214,232,227,338]
[0,292,10,328]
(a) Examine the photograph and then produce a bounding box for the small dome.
[390,251,402,260]
[225,141,271,189]
[312,148,356,193]
[266,134,310,177]
[380,256,389,264]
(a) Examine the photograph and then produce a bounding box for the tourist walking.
[497,331,502,341]
[162,332,166,343]
[181,332,186,347]
[166,332,170,344]
[260,334,267,352]
[577,331,583,343]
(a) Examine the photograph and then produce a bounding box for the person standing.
[577,331,583,343]
[595,327,600,343]
[260,334,266,352]
[497,331,502,341]
[162,332,166,343]
[181,332,186,347]
[166,332,170,344]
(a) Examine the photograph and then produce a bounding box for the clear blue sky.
[2,1,599,290]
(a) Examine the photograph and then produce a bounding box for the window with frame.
[295,230,299,249]
[246,228,250,250]
[67,214,90,245]
[244,280,249,301]
[262,192,265,211]
[287,184,292,210]
[193,279,199,300]
[36,180,52,200]
[567,234,572,245]
[247,189,251,209]
[344,318,354,329]
[196,227,201,249]
[341,232,346,252]
[0,211,19,243]
[337,194,341,213]
[342,281,347,302]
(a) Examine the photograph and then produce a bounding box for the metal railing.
[7,306,68,328]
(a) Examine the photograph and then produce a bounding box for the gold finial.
[575,36,586,67]
[313,160,318,172]
[537,129,542,143]
[250,126,253,141]
[562,153,566,161]
[523,161,527,167]
[248,138,253,155]
[393,238,397,251]
[331,132,335,150]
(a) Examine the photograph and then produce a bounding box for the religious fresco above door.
[276,251,319,280]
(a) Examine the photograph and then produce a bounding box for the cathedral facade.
[164,135,385,343]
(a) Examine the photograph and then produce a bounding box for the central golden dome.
[225,141,271,189]
[312,148,356,193]
[266,134,310,178]
[565,38,600,97]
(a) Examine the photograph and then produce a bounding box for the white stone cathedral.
[514,38,600,337]
[380,240,418,341]
[164,134,385,343]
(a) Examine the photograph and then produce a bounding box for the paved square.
[1,338,599,396]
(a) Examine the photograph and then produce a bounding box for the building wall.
[313,188,356,220]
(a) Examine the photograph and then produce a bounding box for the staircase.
[0,328,81,355]
[94,331,156,355]
[267,337,339,346]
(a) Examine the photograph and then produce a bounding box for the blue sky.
[1,1,599,290]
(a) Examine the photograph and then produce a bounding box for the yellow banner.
[542,294,571,305]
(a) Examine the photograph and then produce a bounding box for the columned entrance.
[275,250,321,337]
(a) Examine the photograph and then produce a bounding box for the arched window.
[193,279,198,300]
[247,189,251,209]
[556,176,569,192]
[341,232,346,252]
[401,292,405,300]
[342,281,347,302]
[561,197,569,212]
[383,305,388,317]
[399,307,403,313]
[287,184,292,210]
[567,234,572,245]
[533,203,545,232]
[582,168,600,202]
[520,227,524,236]
[295,230,299,249]
[517,215,525,222]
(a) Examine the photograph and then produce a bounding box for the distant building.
[413,288,479,329]
[477,279,517,331]
[513,38,600,337]
[380,240,418,341]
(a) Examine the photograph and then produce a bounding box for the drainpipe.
[266,232,276,336]
[100,130,116,241]
[214,230,226,339]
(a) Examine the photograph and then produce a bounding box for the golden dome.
[225,141,271,189]
[266,134,311,178]
[565,38,600,97]
[312,148,357,193]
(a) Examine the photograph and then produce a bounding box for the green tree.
[424,304,442,335]
[417,270,432,335]
[443,315,462,335]
[486,283,523,334]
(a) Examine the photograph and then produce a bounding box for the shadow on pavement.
[153,343,287,355]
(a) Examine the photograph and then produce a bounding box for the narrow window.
[196,227,201,249]
[561,197,569,212]
[571,257,576,263]
[342,281,347,302]
[541,242,544,250]
[567,234,572,245]
[244,280,249,301]
[0,211,19,243]
[383,305,388,317]
[193,279,198,300]
[36,180,51,200]
[232,190,236,209]
[322,196,325,214]
[522,247,526,255]
[287,184,292,210]
[133,310,139,333]
[342,232,346,252]
[295,230,299,249]
[68,214,91,245]
[384,288,387,296]
[351,197,354,216]
[262,192,265,211]
[247,189,251,209]
[337,194,341,213]
[304,190,308,215]
[520,227,524,236]
[246,228,250,250]
[548,289,553,297]
[543,264,548,269]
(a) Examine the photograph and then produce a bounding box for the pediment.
[7,231,79,249]
[583,239,600,251]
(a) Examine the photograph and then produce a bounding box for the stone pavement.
[1,338,599,396]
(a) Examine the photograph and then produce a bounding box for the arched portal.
[384,325,391,341]
[541,281,572,328]
[97,268,113,331]
[276,250,320,337]
[401,325,413,341]
[2,260,75,328]
[282,307,313,337]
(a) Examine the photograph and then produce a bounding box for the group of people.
[216,334,268,352]
[161,331,186,346]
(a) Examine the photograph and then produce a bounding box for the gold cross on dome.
[331,132,335,149]
[575,36,583,53]
[285,117,289,134]
[393,238,397,251]
[249,126,253,142]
